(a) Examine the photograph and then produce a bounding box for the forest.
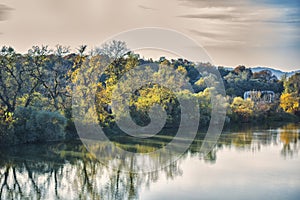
[0,41,299,145]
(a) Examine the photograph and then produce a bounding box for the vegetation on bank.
[0,41,299,145]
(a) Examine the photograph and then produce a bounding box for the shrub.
[13,107,67,143]
[0,122,16,145]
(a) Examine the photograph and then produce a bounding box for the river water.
[0,123,299,199]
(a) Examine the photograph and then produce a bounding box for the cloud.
[178,0,249,7]
[0,4,13,21]
[178,6,284,24]
[176,0,300,49]
[138,5,157,11]
[178,0,300,26]
[264,19,300,24]
[189,29,245,47]
[189,30,221,38]
[179,13,235,20]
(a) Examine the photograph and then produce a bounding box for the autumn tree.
[280,93,299,114]
[280,73,300,115]
[230,97,254,122]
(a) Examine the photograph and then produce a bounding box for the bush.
[13,107,67,143]
[0,122,16,145]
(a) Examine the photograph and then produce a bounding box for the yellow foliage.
[280,93,300,113]
[230,97,254,122]
[177,65,187,75]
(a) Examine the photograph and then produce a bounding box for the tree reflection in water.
[0,140,184,199]
[0,123,299,199]
[279,124,299,158]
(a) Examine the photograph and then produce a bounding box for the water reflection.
[0,123,299,199]
[279,124,299,158]
[0,142,185,199]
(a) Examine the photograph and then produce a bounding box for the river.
[0,123,299,199]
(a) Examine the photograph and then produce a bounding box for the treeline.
[0,41,299,144]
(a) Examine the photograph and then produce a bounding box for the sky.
[0,0,299,71]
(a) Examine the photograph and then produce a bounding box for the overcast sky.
[0,0,299,71]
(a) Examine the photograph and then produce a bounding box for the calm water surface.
[0,123,299,199]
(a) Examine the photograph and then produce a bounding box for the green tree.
[284,73,300,94]
[230,97,254,122]
[0,47,36,119]
[27,45,73,111]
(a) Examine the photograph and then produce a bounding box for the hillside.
[251,67,300,79]
[225,66,300,79]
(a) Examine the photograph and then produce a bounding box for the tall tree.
[0,47,29,118]
[280,73,300,115]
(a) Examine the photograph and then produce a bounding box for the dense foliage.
[0,42,299,144]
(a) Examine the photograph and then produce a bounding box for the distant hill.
[224,66,300,79]
[251,67,300,79]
